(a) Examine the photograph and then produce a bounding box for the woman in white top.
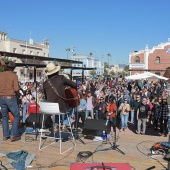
[119,98,130,132]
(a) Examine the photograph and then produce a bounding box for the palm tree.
[65,48,70,59]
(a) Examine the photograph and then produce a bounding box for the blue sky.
[1,0,170,65]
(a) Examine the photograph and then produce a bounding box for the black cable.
[76,140,106,163]
[25,130,39,142]
[77,151,93,163]
[25,136,35,142]
[0,160,8,170]
[136,140,167,170]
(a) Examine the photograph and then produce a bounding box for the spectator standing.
[86,91,95,119]
[158,97,169,137]
[119,98,130,132]
[136,97,150,135]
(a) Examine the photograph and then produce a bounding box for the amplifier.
[82,119,110,136]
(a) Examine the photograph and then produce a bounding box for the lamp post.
[72,46,76,56]
[107,53,111,68]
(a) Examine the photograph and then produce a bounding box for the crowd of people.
[6,73,170,138]
[73,77,170,137]
[1,61,170,142]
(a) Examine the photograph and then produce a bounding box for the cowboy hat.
[45,62,61,76]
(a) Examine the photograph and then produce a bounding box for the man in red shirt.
[27,97,40,115]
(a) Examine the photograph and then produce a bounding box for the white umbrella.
[125,72,169,80]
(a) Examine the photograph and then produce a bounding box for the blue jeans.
[131,110,134,123]
[86,110,94,119]
[23,102,29,123]
[55,108,73,127]
[120,114,129,128]
[0,96,20,137]
[168,116,170,133]
[95,110,98,119]
[137,118,147,134]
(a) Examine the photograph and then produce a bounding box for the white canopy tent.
[125,72,169,80]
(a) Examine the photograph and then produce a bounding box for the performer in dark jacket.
[43,62,77,131]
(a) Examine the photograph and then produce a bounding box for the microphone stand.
[73,99,85,145]
[101,110,125,155]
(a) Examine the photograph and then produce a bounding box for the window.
[37,52,39,56]
[13,48,17,53]
[135,56,140,63]
[22,50,25,54]
[30,51,33,55]
[156,56,160,63]
[155,72,160,75]
[44,53,46,56]
[20,71,24,76]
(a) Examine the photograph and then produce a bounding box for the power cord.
[0,160,8,170]
[25,130,39,142]
[136,140,167,170]
[76,140,106,163]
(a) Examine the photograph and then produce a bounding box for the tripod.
[101,116,125,155]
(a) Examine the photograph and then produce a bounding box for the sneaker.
[10,136,21,142]
[119,128,123,132]
[136,130,140,135]
[3,136,10,141]
[164,134,167,137]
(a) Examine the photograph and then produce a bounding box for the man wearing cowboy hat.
[43,62,77,132]
[0,61,21,142]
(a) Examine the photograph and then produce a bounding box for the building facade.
[65,54,104,76]
[0,31,49,82]
[129,40,170,76]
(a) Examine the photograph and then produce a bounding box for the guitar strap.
[47,79,77,101]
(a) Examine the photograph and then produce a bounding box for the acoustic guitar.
[8,112,22,127]
[65,88,80,108]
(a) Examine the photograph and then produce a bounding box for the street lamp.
[71,46,76,56]
[107,53,111,68]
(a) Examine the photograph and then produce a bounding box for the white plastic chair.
[39,102,76,154]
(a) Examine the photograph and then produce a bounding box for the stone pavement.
[0,121,169,170]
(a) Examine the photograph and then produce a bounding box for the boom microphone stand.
[101,110,125,155]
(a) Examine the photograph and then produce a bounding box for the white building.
[0,31,49,82]
[65,54,104,76]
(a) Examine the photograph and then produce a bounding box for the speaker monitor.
[82,119,110,136]
[25,114,53,129]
